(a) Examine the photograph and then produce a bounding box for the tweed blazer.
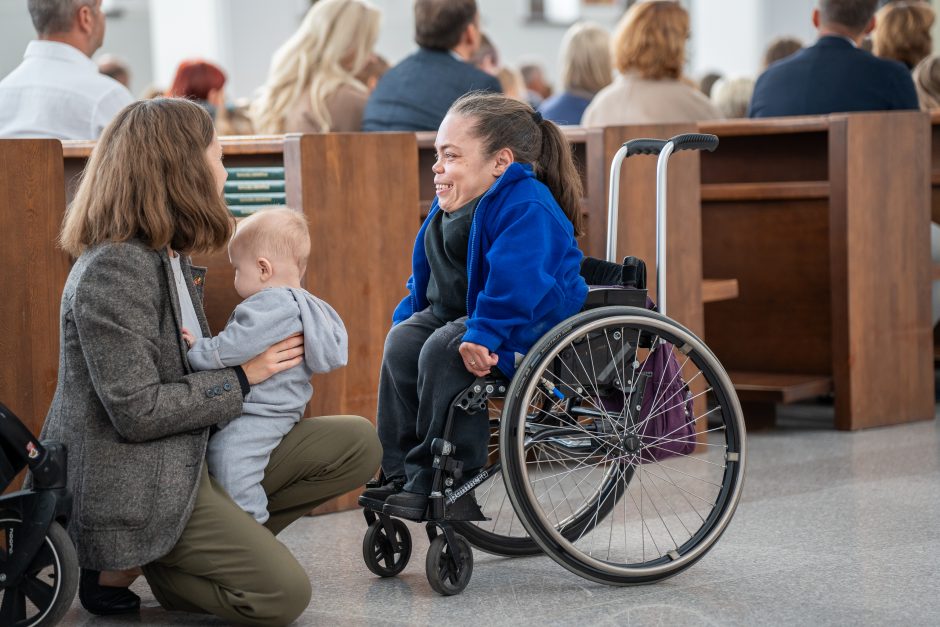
[39,239,244,570]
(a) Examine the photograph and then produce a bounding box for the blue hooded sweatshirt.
[393,162,588,377]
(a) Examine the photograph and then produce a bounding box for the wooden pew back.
[699,112,933,429]
[0,140,70,436]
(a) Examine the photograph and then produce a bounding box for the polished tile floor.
[62,402,940,626]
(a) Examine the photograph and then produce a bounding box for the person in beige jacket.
[252,0,381,133]
[583,1,722,127]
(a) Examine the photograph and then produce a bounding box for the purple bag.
[597,340,695,463]
[635,342,696,462]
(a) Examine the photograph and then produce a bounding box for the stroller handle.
[606,133,719,316]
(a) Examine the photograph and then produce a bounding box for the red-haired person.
[167,59,252,135]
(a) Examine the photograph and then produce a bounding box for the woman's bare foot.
[99,567,142,588]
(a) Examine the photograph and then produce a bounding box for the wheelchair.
[0,403,78,626]
[360,134,747,595]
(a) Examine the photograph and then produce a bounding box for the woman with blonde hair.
[539,21,612,125]
[711,76,756,119]
[47,97,381,622]
[252,0,381,133]
[873,0,934,70]
[582,0,722,127]
[913,53,940,109]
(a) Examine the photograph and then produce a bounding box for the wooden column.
[828,111,934,429]
[0,140,71,436]
[284,133,418,513]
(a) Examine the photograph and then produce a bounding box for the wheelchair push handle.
[606,133,719,316]
[622,138,666,157]
[668,133,719,154]
[621,133,718,157]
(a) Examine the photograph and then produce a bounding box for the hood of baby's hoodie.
[290,288,348,374]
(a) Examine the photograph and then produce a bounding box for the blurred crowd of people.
[0,0,937,141]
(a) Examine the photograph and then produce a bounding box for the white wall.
[689,0,817,79]
[149,0,307,100]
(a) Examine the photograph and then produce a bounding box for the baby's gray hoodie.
[187,286,347,421]
[187,286,347,522]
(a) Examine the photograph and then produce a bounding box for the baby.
[183,207,347,523]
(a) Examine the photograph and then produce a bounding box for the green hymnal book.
[224,180,286,193]
[225,166,285,180]
[224,192,287,206]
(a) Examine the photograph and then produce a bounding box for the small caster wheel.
[362,519,412,577]
[425,533,473,596]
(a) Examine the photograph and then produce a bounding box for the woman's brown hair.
[612,1,688,80]
[873,1,934,70]
[449,92,584,236]
[60,98,233,257]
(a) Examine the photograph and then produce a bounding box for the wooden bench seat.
[702,278,738,303]
[729,371,833,429]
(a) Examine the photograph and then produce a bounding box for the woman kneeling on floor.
[41,97,381,625]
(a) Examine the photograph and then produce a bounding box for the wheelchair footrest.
[427,492,489,522]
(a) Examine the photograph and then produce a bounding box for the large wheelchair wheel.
[500,306,746,585]
[0,515,79,627]
[454,401,626,557]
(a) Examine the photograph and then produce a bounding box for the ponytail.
[533,117,584,236]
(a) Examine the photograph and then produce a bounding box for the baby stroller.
[360,134,746,595]
[0,403,78,626]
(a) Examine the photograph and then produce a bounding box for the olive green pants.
[141,415,381,626]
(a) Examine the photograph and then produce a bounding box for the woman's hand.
[459,341,498,377]
[241,333,304,385]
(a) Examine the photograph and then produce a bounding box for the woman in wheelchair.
[363,92,589,520]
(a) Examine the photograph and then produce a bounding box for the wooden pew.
[699,111,933,430]
[61,133,418,513]
[0,140,71,438]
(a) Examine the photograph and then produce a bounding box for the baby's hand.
[181,327,195,349]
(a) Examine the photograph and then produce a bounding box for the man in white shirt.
[0,0,134,140]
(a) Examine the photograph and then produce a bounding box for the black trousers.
[376,308,489,494]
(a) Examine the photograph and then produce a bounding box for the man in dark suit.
[362,0,501,132]
[748,0,918,117]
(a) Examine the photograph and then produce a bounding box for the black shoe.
[383,490,429,520]
[79,568,141,616]
[358,477,405,510]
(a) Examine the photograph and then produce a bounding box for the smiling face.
[433,113,506,212]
